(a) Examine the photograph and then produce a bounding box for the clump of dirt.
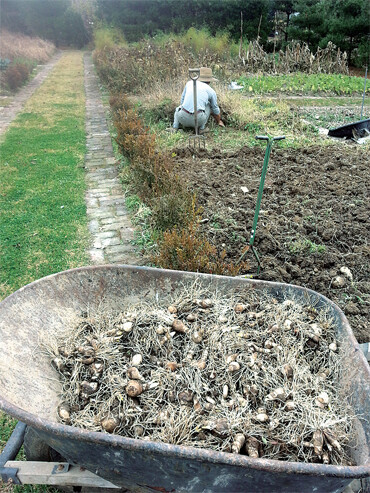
[174,144,369,343]
[45,284,354,465]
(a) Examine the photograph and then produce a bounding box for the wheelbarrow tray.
[328,118,370,138]
[0,265,369,493]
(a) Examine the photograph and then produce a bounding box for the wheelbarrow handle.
[189,68,200,80]
[0,421,26,466]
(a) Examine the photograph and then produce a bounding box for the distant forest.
[0,0,89,48]
[1,0,368,65]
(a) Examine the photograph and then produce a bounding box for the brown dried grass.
[0,30,55,63]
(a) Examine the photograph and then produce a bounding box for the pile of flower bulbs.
[47,284,354,465]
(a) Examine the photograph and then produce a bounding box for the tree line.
[96,0,368,66]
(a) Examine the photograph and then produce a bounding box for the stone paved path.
[84,53,142,265]
[0,51,62,137]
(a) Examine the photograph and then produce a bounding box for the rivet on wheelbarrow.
[52,462,70,474]
[238,134,285,274]
[188,68,206,150]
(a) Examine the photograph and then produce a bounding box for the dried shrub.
[114,108,160,199]
[114,105,196,231]
[150,190,197,233]
[109,92,132,116]
[114,108,156,161]
[4,62,31,90]
[153,221,249,276]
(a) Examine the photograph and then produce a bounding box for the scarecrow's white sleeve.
[180,85,187,105]
[208,87,220,115]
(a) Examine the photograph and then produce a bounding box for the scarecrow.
[168,67,225,133]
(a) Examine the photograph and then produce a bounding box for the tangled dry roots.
[42,282,355,465]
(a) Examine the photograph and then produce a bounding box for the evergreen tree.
[288,0,326,49]
[320,0,369,65]
[273,0,296,45]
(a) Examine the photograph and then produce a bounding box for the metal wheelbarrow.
[0,265,369,492]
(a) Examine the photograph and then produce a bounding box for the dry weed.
[0,30,55,63]
[239,40,348,75]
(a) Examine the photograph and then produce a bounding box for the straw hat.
[199,67,217,82]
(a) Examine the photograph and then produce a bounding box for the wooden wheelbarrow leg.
[2,461,119,488]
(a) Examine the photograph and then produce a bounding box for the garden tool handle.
[240,133,286,268]
[256,135,286,141]
[189,69,200,136]
[189,68,200,80]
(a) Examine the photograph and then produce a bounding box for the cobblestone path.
[84,53,142,265]
[0,51,62,137]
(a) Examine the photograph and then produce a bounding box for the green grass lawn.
[0,51,88,299]
[0,51,88,491]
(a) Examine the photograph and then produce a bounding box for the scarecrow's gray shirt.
[180,80,221,115]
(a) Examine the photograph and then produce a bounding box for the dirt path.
[0,51,62,137]
[83,53,142,266]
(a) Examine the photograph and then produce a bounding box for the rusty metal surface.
[0,265,369,492]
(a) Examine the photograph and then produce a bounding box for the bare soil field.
[175,143,369,343]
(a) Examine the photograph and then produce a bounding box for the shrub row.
[111,94,247,275]
[112,96,195,232]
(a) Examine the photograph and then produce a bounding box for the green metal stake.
[239,134,285,273]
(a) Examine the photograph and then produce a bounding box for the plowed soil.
[175,143,369,343]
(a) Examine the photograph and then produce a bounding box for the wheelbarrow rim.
[0,265,369,479]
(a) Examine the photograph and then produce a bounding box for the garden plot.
[295,103,369,133]
[174,144,369,343]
